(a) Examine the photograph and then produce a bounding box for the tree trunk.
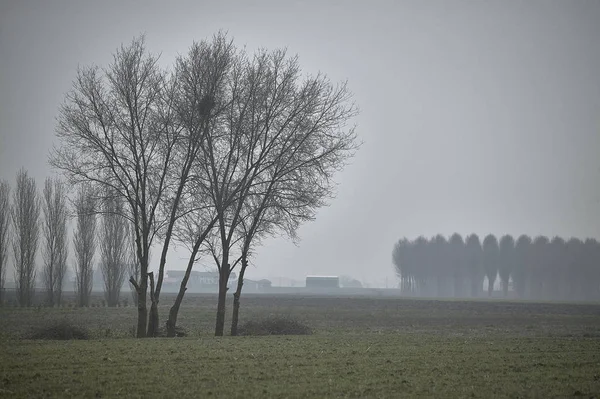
[130,275,147,338]
[166,255,196,337]
[148,296,159,337]
[166,223,213,337]
[148,243,168,338]
[488,279,494,297]
[230,258,248,336]
[166,286,186,337]
[147,301,159,337]
[147,272,158,337]
[215,263,229,336]
[149,165,195,339]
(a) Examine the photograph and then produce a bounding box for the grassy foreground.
[1,295,599,398]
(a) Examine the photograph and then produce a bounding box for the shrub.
[237,316,312,336]
[27,320,89,340]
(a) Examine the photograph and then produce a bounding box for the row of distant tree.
[392,233,600,301]
[0,170,137,308]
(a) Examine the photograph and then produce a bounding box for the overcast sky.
[1,0,599,287]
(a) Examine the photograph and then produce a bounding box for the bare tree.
[0,181,10,304]
[160,35,238,337]
[99,190,129,307]
[50,34,233,337]
[498,234,515,298]
[11,169,40,307]
[482,234,499,297]
[229,135,344,334]
[42,177,69,306]
[229,200,300,336]
[51,36,174,336]
[197,48,359,336]
[73,184,97,307]
[146,33,235,337]
[165,209,218,337]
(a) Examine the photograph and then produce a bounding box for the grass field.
[1,294,600,398]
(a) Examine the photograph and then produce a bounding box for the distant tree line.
[392,233,600,301]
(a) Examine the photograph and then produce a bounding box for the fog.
[1,0,599,288]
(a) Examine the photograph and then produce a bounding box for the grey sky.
[1,0,599,286]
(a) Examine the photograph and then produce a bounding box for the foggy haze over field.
[1,0,599,287]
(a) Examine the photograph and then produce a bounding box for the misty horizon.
[1,0,599,287]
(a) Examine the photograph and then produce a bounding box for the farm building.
[306,275,340,289]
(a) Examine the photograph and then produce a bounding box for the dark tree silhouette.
[413,236,429,296]
[498,234,515,298]
[512,234,532,299]
[564,238,583,300]
[393,238,407,291]
[431,235,448,297]
[448,233,466,298]
[465,234,483,298]
[11,169,40,307]
[582,238,600,301]
[548,236,566,300]
[482,234,499,297]
[530,236,549,299]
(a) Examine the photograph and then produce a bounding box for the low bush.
[27,320,89,340]
[237,316,312,336]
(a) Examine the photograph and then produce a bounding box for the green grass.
[1,294,599,398]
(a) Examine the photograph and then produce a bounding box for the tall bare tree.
[0,181,10,304]
[73,184,97,307]
[228,115,352,334]
[50,34,234,337]
[42,177,69,306]
[196,48,358,336]
[11,169,40,307]
[498,234,515,298]
[51,36,175,336]
[99,190,129,307]
[147,33,235,337]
